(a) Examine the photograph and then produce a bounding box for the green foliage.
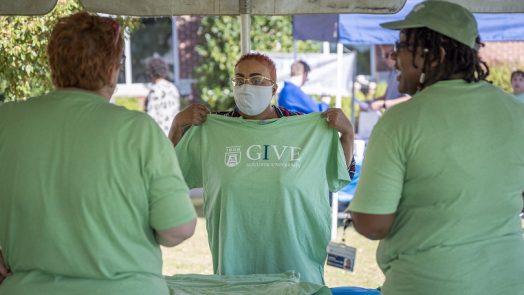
[195,16,320,111]
[0,1,139,101]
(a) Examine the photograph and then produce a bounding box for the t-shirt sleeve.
[174,126,203,188]
[145,131,196,231]
[348,124,405,214]
[327,128,351,192]
[137,115,196,230]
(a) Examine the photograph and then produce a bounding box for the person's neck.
[289,76,303,87]
[240,105,278,120]
[152,77,165,84]
[94,85,116,101]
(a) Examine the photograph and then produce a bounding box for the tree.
[195,16,320,111]
[0,1,138,101]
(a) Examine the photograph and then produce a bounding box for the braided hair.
[403,28,489,90]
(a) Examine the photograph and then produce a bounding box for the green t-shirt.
[0,90,196,295]
[165,272,330,295]
[175,113,349,284]
[349,80,524,294]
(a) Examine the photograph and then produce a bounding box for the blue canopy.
[293,0,524,44]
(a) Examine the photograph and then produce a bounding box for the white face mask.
[233,84,273,116]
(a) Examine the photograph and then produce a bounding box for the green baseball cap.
[380,0,478,49]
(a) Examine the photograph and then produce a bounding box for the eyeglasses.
[231,75,275,87]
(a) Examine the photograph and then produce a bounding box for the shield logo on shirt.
[225,146,241,167]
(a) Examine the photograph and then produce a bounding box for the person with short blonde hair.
[0,12,196,295]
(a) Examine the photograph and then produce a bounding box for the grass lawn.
[161,202,385,289]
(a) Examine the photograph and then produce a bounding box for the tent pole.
[370,45,376,82]
[351,50,357,127]
[171,16,180,84]
[239,0,251,54]
[331,42,344,241]
[124,28,132,85]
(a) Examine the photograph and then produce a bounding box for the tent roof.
[2,0,524,16]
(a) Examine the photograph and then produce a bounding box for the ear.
[431,46,446,67]
[107,64,117,82]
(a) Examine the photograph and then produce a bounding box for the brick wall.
[479,41,524,68]
[176,16,201,80]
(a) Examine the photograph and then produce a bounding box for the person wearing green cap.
[348,1,524,294]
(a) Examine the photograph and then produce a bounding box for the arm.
[168,103,210,147]
[371,95,411,110]
[349,211,396,240]
[0,249,11,284]
[321,108,354,168]
[155,218,197,247]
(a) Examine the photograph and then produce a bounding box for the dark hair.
[290,60,311,76]
[146,57,169,79]
[511,70,524,80]
[403,28,489,90]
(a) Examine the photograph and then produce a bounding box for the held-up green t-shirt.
[0,90,196,295]
[175,113,349,284]
[349,80,524,295]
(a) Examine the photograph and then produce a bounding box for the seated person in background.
[0,12,196,295]
[511,69,524,102]
[369,46,410,110]
[349,2,524,294]
[278,60,330,113]
[170,52,355,285]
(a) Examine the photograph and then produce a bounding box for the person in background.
[510,69,524,102]
[348,1,524,294]
[144,57,181,136]
[0,12,196,295]
[278,60,330,114]
[369,45,410,111]
[170,52,355,285]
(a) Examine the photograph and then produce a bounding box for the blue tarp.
[293,0,524,44]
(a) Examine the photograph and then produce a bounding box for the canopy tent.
[293,0,524,44]
[3,0,524,54]
[3,0,524,16]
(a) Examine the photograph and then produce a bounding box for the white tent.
[2,0,523,15]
